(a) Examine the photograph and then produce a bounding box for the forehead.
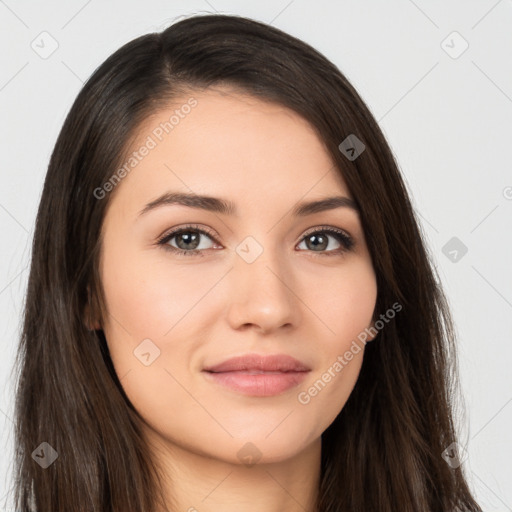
[108,87,352,216]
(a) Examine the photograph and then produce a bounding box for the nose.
[225,246,300,335]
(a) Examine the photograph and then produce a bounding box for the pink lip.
[202,354,311,397]
[203,353,310,373]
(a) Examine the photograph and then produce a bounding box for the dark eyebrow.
[138,192,359,217]
[138,192,236,217]
[292,196,359,216]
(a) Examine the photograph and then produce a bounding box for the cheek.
[99,249,208,423]
[296,259,376,420]
[100,247,222,340]
[306,257,377,344]
[98,245,227,405]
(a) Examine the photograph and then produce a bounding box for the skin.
[93,87,378,512]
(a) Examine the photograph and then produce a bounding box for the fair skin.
[93,87,377,512]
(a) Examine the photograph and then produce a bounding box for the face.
[96,87,377,466]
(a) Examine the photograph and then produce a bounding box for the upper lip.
[203,353,311,373]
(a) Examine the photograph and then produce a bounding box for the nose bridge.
[226,235,299,332]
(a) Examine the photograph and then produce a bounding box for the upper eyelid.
[301,225,350,237]
[157,224,218,243]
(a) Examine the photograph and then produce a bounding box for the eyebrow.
[138,192,359,218]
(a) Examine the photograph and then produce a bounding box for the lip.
[203,353,311,373]
[202,353,311,397]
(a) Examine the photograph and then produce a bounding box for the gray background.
[1,0,511,509]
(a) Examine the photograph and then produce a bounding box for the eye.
[156,224,220,257]
[296,226,354,256]
[156,224,354,257]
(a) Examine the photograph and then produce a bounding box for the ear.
[84,286,101,331]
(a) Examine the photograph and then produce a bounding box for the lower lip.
[202,370,309,397]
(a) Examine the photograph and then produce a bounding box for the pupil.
[177,231,200,250]
[308,234,327,251]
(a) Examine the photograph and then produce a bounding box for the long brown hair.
[12,13,482,511]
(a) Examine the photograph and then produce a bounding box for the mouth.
[202,353,311,397]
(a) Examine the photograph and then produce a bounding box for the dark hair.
[12,12,482,512]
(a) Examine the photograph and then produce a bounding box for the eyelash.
[156,224,354,258]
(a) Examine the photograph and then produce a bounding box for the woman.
[12,13,482,512]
